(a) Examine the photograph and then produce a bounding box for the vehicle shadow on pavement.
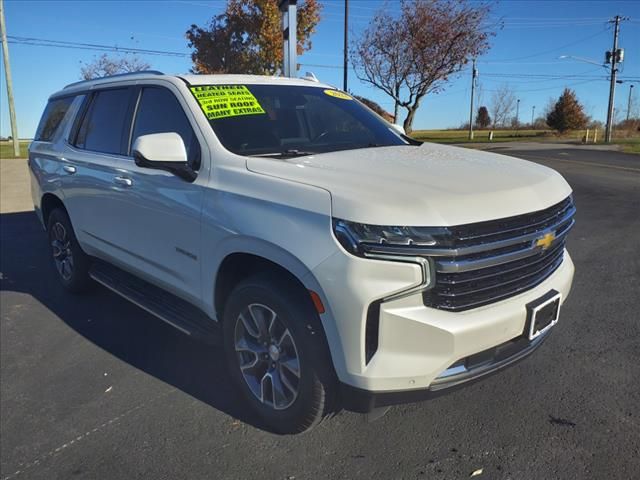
[0,211,271,432]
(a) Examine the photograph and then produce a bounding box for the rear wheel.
[47,208,92,293]
[223,273,336,434]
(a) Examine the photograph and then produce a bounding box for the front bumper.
[340,324,551,413]
[312,248,575,398]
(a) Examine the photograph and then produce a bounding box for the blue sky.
[1,0,639,138]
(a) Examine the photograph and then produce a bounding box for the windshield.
[190,84,408,157]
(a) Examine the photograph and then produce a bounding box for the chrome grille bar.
[435,218,574,274]
[453,197,574,243]
[421,196,575,312]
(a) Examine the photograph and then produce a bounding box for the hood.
[246,143,572,226]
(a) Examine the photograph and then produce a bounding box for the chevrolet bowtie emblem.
[535,232,556,250]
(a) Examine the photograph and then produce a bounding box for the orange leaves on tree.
[186,0,321,75]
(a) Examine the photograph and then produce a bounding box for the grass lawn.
[411,129,640,154]
[612,138,640,154]
[0,141,30,159]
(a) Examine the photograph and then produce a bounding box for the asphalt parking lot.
[1,144,639,480]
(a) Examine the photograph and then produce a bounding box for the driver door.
[108,85,207,304]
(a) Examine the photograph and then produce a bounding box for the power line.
[490,28,609,62]
[483,78,602,93]
[9,34,638,86]
[7,35,190,57]
[483,73,607,78]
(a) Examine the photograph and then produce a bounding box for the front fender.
[201,235,350,386]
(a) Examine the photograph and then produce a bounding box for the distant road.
[479,142,640,173]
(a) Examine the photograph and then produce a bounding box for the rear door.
[61,87,137,260]
[107,84,206,303]
[29,95,80,219]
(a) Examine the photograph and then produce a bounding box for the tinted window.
[35,96,75,141]
[75,89,131,154]
[131,87,200,169]
[194,85,407,157]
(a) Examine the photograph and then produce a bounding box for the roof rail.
[301,71,319,82]
[64,70,165,89]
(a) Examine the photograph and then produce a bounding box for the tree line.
[473,86,591,133]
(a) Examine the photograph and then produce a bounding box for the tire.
[47,208,93,293]
[222,272,336,434]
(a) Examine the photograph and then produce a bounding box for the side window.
[34,96,75,142]
[75,89,131,154]
[131,87,200,169]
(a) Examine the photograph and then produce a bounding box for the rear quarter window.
[34,96,75,142]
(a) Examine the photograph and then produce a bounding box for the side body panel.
[60,145,127,260]
[106,81,211,304]
[29,95,86,226]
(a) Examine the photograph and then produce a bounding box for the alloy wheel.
[234,303,301,410]
[51,222,74,281]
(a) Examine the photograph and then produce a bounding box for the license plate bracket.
[525,290,562,341]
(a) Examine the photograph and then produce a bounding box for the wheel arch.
[209,238,347,384]
[41,193,67,226]
[213,242,325,321]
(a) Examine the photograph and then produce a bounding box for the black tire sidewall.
[47,209,91,292]
[222,274,334,433]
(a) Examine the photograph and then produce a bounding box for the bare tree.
[542,96,556,120]
[489,84,517,128]
[80,54,151,80]
[352,0,495,133]
[351,13,411,122]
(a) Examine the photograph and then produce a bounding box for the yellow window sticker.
[323,89,352,100]
[190,85,266,120]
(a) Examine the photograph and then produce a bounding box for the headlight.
[332,219,450,257]
[333,218,441,298]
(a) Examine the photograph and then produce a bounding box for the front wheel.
[223,273,336,434]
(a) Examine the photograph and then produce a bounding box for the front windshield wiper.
[250,149,317,159]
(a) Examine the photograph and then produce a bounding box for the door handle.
[63,165,76,174]
[113,176,133,187]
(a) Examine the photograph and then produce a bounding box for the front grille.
[423,196,575,311]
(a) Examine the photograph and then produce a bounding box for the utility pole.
[605,15,627,142]
[531,105,536,125]
[0,0,20,157]
[627,84,634,121]
[343,0,348,91]
[515,98,520,133]
[468,59,477,140]
[279,0,298,77]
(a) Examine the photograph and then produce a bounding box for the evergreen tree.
[546,89,589,132]
[475,106,491,128]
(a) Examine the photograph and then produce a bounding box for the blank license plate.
[526,290,562,341]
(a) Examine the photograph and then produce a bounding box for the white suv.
[29,72,575,433]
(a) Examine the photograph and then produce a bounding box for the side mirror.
[390,123,406,136]
[132,132,196,182]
